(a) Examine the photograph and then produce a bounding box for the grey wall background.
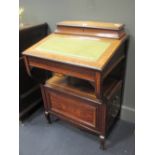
[20,0,135,123]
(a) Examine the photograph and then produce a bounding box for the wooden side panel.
[47,90,97,128]
[106,89,122,131]
[101,43,125,80]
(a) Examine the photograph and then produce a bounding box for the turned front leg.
[99,104,107,150]
[99,135,106,150]
[45,111,51,124]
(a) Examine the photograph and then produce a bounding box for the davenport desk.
[23,21,128,149]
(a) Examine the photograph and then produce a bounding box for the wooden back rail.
[56,21,125,39]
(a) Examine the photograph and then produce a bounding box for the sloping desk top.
[23,33,126,71]
[23,21,127,98]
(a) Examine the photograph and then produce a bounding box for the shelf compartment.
[45,74,122,101]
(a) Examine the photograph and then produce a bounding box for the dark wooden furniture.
[19,23,49,121]
[23,21,128,149]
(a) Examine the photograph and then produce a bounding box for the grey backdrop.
[19,0,135,123]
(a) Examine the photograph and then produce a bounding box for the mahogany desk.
[23,21,128,149]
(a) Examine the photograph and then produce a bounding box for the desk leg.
[99,135,106,150]
[41,85,51,124]
[99,104,107,150]
[23,56,32,77]
[45,111,51,124]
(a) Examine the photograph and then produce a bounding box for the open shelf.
[45,74,122,100]
[46,74,95,99]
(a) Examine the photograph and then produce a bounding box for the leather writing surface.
[35,34,111,61]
